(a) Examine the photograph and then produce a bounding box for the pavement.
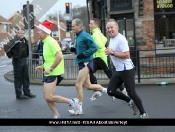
[4,70,175,86]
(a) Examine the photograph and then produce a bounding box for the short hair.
[14,26,25,32]
[91,18,101,27]
[72,18,83,28]
[107,19,118,27]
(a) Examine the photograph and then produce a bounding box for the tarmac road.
[1,80,175,131]
[0,56,175,131]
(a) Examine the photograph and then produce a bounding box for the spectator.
[4,27,36,99]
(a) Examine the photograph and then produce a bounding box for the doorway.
[112,14,135,49]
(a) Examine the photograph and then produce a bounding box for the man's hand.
[77,53,85,59]
[43,69,51,75]
[105,47,113,55]
[35,66,43,72]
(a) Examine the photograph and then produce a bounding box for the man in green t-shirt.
[35,22,80,118]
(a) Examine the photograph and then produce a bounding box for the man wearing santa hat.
[35,21,80,118]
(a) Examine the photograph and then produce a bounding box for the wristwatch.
[49,68,53,72]
[111,51,115,56]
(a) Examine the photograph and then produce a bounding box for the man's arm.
[4,40,14,58]
[81,35,97,57]
[43,51,62,74]
[105,48,130,59]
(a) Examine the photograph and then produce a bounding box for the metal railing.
[28,51,175,83]
[137,56,175,77]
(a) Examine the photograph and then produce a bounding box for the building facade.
[88,0,175,57]
[0,15,11,56]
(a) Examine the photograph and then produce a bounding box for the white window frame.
[1,24,7,33]
[52,31,59,37]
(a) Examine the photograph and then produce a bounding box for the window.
[154,0,175,50]
[52,31,59,37]
[139,0,143,16]
[1,24,7,33]
[110,0,132,11]
[155,14,175,43]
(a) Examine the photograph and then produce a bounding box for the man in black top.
[4,28,36,99]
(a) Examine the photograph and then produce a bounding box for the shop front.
[154,0,175,56]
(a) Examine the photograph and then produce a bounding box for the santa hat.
[37,21,57,34]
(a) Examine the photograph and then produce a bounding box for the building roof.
[0,15,11,24]
[7,11,23,20]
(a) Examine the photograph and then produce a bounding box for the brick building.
[87,0,175,57]
[8,11,42,45]
[0,15,11,56]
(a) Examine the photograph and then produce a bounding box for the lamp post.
[57,1,61,40]
[26,1,32,71]
[69,3,74,42]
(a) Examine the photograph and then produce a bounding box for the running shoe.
[111,96,115,101]
[139,113,149,119]
[122,88,128,96]
[68,109,83,115]
[53,115,61,119]
[122,88,128,102]
[90,91,102,101]
[69,98,80,115]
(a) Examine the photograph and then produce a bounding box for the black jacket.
[4,35,29,59]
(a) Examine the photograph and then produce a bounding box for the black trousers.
[90,57,124,91]
[107,68,145,114]
[12,58,30,97]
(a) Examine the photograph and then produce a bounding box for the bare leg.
[83,71,104,91]
[43,78,71,116]
[75,67,90,102]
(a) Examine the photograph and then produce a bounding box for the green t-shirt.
[43,36,64,76]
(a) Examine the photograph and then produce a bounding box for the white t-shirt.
[109,33,134,71]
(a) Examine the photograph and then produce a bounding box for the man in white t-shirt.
[105,19,148,119]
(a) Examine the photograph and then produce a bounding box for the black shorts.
[93,57,108,71]
[43,75,64,86]
[78,60,94,73]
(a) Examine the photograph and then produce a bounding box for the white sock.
[69,99,74,106]
[102,88,107,93]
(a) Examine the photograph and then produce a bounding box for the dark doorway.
[111,14,137,66]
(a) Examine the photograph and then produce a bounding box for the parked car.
[61,38,72,54]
